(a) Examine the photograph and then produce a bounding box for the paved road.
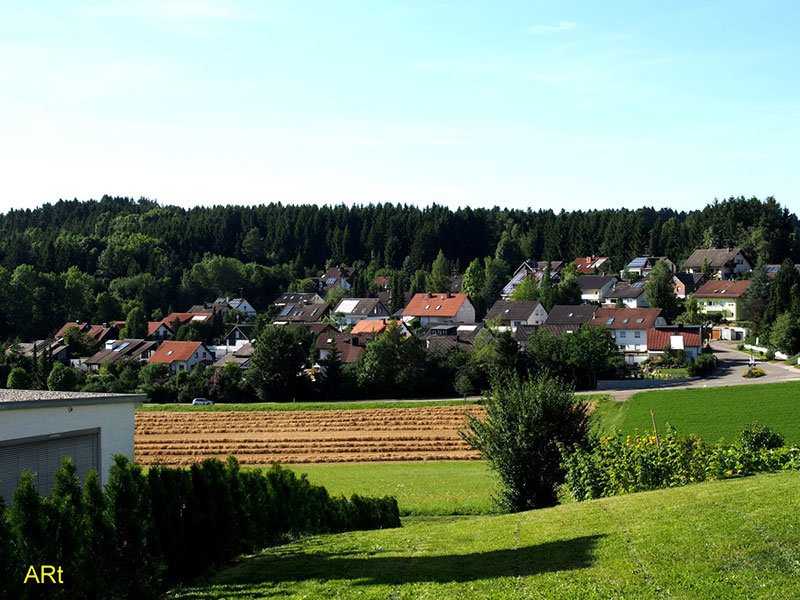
[581,341,800,401]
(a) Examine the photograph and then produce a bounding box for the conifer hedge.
[0,455,400,599]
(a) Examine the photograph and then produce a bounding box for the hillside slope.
[169,471,800,599]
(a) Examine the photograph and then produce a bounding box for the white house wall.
[0,401,137,487]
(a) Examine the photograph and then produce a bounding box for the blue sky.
[1,1,798,213]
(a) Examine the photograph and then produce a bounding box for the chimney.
[447,291,453,298]
[429,292,435,299]
[586,256,591,262]
[678,323,684,331]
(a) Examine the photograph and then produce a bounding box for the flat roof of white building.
[0,389,144,410]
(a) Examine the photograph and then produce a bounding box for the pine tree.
[426,250,451,293]
[644,260,679,320]
[389,271,405,313]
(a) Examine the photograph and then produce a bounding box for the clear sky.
[1,1,798,214]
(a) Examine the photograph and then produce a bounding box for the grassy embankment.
[168,470,800,600]
[593,380,800,444]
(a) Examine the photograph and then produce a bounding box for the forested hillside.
[0,195,797,341]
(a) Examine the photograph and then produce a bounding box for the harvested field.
[135,405,485,467]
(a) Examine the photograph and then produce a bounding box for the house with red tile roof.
[351,319,410,336]
[148,341,215,374]
[402,293,476,325]
[647,326,703,361]
[53,322,120,344]
[693,279,751,321]
[573,256,610,274]
[589,307,666,364]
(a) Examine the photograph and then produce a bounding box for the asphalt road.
[585,341,800,401]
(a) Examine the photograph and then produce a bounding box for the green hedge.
[0,456,400,599]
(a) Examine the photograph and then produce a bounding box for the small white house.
[578,275,618,303]
[0,390,142,501]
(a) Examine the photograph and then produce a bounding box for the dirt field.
[135,405,485,467]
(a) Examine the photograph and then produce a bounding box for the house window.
[634,331,641,338]
[194,353,198,358]
[619,331,626,338]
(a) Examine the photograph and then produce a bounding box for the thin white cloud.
[528,21,577,35]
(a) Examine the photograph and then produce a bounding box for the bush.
[6,367,30,390]
[560,426,800,502]
[687,353,717,376]
[47,362,78,391]
[766,347,776,361]
[739,423,785,452]
[736,343,745,351]
[461,375,591,511]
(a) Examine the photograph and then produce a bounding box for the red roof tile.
[148,341,206,363]
[403,293,472,318]
[351,319,404,334]
[647,329,701,350]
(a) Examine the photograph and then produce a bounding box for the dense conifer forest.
[0,195,797,341]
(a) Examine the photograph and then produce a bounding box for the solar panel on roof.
[279,306,293,316]
[627,257,647,268]
[632,282,644,288]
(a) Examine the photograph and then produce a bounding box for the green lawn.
[593,381,800,443]
[167,470,800,599]
[137,399,482,412]
[286,462,500,516]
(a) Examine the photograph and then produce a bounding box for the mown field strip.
[135,405,484,467]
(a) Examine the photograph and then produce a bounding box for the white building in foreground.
[0,390,143,501]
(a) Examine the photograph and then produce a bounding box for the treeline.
[0,195,797,340]
[0,456,400,599]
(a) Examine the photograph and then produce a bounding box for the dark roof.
[273,292,324,305]
[682,248,748,269]
[604,282,646,299]
[321,266,357,286]
[540,324,580,338]
[315,332,372,363]
[544,305,597,325]
[450,274,464,292]
[485,300,543,322]
[693,280,751,298]
[513,324,539,343]
[673,273,707,288]
[86,339,157,366]
[333,297,389,316]
[275,303,330,322]
[589,307,664,330]
[577,275,617,290]
[225,324,255,339]
[212,342,254,368]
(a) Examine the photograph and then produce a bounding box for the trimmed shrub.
[739,423,785,452]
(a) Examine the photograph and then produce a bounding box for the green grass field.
[137,399,482,412]
[286,462,500,516]
[167,470,800,599]
[592,381,800,444]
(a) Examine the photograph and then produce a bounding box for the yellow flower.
[726,470,733,476]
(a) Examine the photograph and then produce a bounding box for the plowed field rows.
[135,406,485,466]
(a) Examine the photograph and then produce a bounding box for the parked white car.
[191,397,214,405]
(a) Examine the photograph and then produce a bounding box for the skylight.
[568,312,573,318]
[622,318,629,324]
[606,318,615,325]
[504,308,511,313]
[167,350,174,356]
[435,305,441,310]
[636,318,644,323]
[424,304,430,310]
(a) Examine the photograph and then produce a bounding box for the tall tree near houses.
[767,259,800,318]
[389,271,405,314]
[701,257,714,279]
[426,250,451,293]
[740,259,770,330]
[644,260,680,320]
[120,306,148,339]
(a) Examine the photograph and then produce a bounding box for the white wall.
[0,400,138,486]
